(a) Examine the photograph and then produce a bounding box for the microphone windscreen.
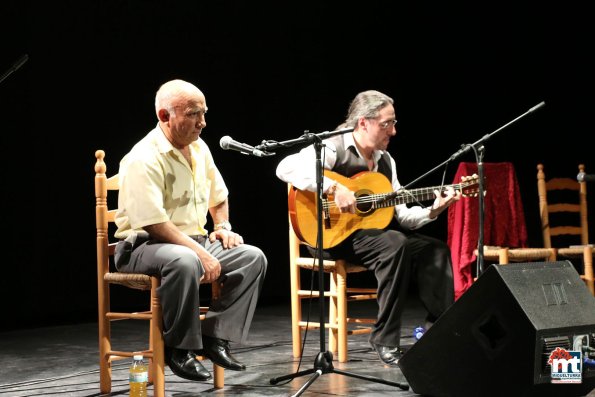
[219,135,232,149]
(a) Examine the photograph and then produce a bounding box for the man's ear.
[358,116,368,130]
[157,108,170,122]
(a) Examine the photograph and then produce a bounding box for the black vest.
[328,134,393,180]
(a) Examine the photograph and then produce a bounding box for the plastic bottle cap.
[413,326,426,341]
[133,354,143,360]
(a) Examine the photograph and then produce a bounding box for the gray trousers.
[115,234,268,350]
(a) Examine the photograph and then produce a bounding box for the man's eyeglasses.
[376,119,397,129]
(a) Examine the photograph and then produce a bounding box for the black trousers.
[324,228,454,347]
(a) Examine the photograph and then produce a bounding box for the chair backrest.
[538,163,589,248]
[96,150,152,290]
[96,152,120,278]
[95,149,163,395]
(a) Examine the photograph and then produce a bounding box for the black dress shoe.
[370,342,403,366]
[165,346,212,381]
[201,335,246,371]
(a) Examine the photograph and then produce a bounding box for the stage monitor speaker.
[399,261,595,397]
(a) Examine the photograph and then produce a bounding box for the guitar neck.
[371,183,463,209]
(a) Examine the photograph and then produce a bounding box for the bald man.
[114,79,268,381]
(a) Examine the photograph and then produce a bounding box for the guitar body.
[289,170,395,249]
[288,170,480,249]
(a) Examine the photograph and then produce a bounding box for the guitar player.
[275,90,461,366]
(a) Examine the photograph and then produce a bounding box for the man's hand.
[333,184,357,214]
[429,186,461,218]
[209,229,244,249]
[200,254,222,283]
[201,222,243,282]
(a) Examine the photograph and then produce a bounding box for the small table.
[447,162,528,300]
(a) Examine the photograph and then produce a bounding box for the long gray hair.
[340,90,394,129]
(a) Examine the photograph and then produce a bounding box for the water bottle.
[129,354,148,397]
[413,326,426,341]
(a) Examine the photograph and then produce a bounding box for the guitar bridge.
[322,197,331,229]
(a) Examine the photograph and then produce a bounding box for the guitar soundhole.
[355,190,374,215]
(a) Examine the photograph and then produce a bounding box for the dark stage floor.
[1,296,595,397]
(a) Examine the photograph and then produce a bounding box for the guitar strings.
[323,182,467,210]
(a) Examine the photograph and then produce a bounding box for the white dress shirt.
[276,133,436,230]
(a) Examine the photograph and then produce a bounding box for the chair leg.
[151,277,165,397]
[498,248,510,264]
[213,364,225,388]
[98,282,112,394]
[548,249,557,262]
[209,282,225,388]
[335,262,348,363]
[290,259,302,358]
[584,246,594,296]
[329,270,338,356]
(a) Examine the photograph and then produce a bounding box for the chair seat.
[477,246,557,263]
[558,246,594,257]
[505,248,557,261]
[105,272,216,290]
[104,272,152,290]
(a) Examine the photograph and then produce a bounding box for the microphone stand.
[0,54,29,85]
[402,101,545,278]
[257,128,410,396]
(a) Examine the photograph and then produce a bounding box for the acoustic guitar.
[288,170,480,249]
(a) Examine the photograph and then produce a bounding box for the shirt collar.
[152,123,201,154]
[152,123,175,154]
[344,131,383,162]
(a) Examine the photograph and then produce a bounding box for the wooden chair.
[480,164,593,295]
[537,163,594,294]
[95,150,224,397]
[287,184,377,363]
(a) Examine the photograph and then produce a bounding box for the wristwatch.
[214,220,232,231]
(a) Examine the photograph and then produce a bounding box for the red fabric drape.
[447,162,528,300]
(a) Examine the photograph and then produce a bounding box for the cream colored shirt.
[115,124,228,239]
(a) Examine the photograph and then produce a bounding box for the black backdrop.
[1,1,593,331]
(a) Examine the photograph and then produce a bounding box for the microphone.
[528,101,546,113]
[577,172,595,182]
[219,135,270,157]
